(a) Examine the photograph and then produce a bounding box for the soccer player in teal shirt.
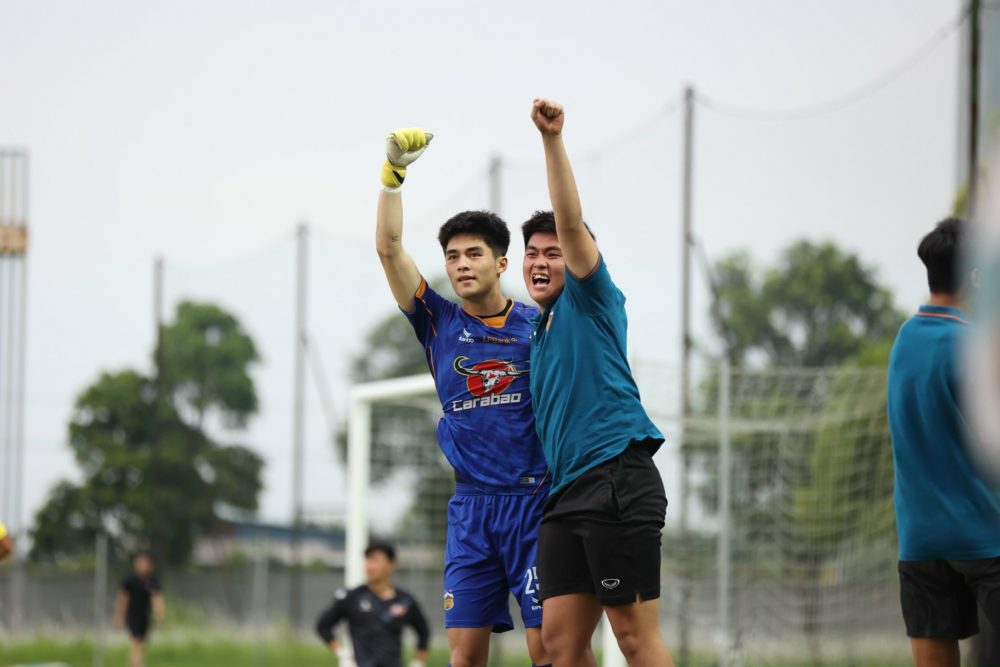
[523,99,674,667]
[888,217,1000,667]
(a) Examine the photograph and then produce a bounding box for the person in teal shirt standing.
[522,98,674,667]
[888,217,1000,667]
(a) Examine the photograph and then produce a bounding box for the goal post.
[345,373,438,588]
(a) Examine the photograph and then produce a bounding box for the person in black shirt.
[317,542,431,667]
[114,552,165,667]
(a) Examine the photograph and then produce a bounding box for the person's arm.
[152,592,165,622]
[315,594,348,650]
[114,590,128,629]
[531,98,599,279]
[405,597,431,666]
[376,129,433,312]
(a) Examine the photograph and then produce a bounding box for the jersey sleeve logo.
[453,356,528,396]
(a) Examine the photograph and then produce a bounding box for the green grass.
[0,637,922,667]
[3,638,490,667]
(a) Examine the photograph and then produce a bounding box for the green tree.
[30,302,265,566]
[711,240,903,367]
[160,301,260,428]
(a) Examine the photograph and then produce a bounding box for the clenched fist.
[531,98,564,137]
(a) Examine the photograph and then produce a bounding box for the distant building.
[193,520,346,566]
[192,520,442,569]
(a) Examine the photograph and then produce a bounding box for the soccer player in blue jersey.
[523,99,674,667]
[374,129,551,667]
[888,217,1000,667]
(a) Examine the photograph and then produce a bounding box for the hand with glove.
[381,128,433,190]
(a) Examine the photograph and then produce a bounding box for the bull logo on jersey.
[453,356,528,396]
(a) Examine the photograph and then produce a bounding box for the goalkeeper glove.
[381,128,433,190]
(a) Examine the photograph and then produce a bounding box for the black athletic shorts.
[126,615,150,640]
[537,439,667,606]
[899,557,1000,639]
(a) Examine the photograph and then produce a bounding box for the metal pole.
[489,155,502,217]
[0,152,9,536]
[151,255,164,565]
[12,150,29,583]
[717,360,732,667]
[290,222,308,633]
[678,84,696,667]
[345,395,371,589]
[93,533,108,667]
[252,538,268,664]
[967,0,981,215]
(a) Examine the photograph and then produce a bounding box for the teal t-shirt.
[887,305,1000,561]
[530,256,663,495]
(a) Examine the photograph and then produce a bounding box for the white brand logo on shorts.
[601,579,621,590]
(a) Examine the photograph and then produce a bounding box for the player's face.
[364,551,395,584]
[134,555,153,577]
[523,231,566,308]
[444,234,507,302]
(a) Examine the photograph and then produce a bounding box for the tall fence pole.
[93,533,108,667]
[717,360,733,667]
[290,222,309,633]
[678,84,696,667]
[252,538,269,664]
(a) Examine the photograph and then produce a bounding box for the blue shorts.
[444,489,546,633]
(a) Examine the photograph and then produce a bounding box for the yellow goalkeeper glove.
[381,128,433,190]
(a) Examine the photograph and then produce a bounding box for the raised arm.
[531,99,599,278]
[376,129,433,312]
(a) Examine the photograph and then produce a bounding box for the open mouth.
[531,273,550,287]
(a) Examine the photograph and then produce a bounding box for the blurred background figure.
[316,542,430,667]
[114,552,165,667]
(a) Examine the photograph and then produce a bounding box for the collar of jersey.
[916,305,968,325]
[464,298,514,328]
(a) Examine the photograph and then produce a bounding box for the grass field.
[0,637,925,667]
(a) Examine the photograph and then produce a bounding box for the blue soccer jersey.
[888,305,1000,561]
[404,279,549,494]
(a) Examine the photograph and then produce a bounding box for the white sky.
[0,0,965,530]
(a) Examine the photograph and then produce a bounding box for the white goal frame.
[345,373,625,667]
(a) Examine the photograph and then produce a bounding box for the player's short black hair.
[521,210,595,246]
[438,211,510,259]
[364,542,396,562]
[918,217,967,294]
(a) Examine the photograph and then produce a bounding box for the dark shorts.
[126,616,150,640]
[537,440,667,606]
[899,558,1000,639]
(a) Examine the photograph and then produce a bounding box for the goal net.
[346,362,906,665]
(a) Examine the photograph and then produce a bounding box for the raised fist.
[531,98,564,136]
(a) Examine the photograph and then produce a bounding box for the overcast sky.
[0,0,965,530]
